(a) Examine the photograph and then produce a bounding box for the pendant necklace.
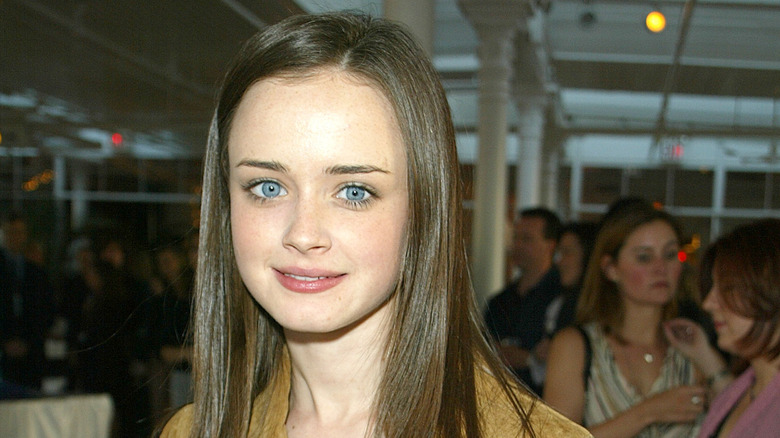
[643,353,655,364]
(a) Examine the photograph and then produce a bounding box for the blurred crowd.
[0,211,196,438]
[2,195,779,438]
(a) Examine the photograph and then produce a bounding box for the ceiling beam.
[12,0,213,99]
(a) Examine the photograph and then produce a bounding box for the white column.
[384,0,436,56]
[543,142,560,210]
[69,160,90,232]
[459,0,530,304]
[515,102,546,210]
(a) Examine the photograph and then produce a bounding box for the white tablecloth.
[0,393,114,438]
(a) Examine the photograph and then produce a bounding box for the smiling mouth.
[274,269,346,293]
[285,273,332,281]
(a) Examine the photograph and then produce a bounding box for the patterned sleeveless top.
[581,322,703,438]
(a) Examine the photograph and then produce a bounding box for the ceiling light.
[579,0,597,29]
[645,10,666,33]
[580,10,597,28]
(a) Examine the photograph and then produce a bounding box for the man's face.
[512,216,552,271]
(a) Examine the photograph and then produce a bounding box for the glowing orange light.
[40,169,54,183]
[678,251,687,263]
[646,11,666,33]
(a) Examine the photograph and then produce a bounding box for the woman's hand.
[638,385,707,424]
[587,385,707,438]
[663,318,708,355]
[663,318,729,381]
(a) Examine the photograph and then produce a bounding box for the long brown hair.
[191,12,534,437]
[703,218,780,360]
[576,205,684,333]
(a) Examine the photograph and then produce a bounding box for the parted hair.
[190,12,535,437]
[703,218,780,360]
[576,204,684,333]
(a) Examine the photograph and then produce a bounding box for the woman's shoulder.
[158,404,193,438]
[477,368,592,437]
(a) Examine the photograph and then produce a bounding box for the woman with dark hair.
[551,221,599,332]
[695,219,780,437]
[160,12,588,438]
[544,205,725,437]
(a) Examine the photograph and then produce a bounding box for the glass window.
[770,173,780,209]
[104,158,142,192]
[674,169,713,207]
[725,171,765,209]
[627,167,667,206]
[581,167,621,205]
[0,157,15,195]
[720,217,758,237]
[557,165,572,218]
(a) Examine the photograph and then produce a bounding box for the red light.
[111,133,123,146]
[678,251,687,262]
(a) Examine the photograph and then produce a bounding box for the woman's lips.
[273,268,346,293]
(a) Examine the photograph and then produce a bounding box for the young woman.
[550,221,598,332]
[696,219,780,437]
[160,12,589,438]
[544,205,725,438]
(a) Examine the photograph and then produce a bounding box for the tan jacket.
[162,361,590,437]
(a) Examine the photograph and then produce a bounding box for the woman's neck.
[750,355,780,396]
[284,312,390,433]
[617,302,664,346]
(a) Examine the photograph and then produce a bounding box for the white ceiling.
[1,0,778,161]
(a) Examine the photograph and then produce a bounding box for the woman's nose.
[282,200,332,253]
[702,287,718,311]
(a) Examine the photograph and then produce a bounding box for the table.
[0,393,114,438]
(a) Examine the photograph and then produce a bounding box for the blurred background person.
[544,204,725,437]
[694,219,780,438]
[75,235,142,437]
[143,238,195,422]
[0,212,56,393]
[484,207,563,395]
[550,221,599,334]
[57,236,98,390]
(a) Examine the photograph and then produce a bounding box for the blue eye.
[251,180,287,199]
[337,184,373,206]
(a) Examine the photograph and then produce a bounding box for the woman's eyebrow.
[326,164,390,175]
[235,159,287,172]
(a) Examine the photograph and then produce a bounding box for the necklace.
[612,332,662,364]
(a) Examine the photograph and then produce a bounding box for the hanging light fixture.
[579,0,597,29]
[645,10,666,33]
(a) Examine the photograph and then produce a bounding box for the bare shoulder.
[159,404,193,438]
[551,326,586,351]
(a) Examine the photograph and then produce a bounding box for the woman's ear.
[601,254,618,283]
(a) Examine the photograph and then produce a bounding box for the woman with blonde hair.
[160,12,588,438]
[544,204,725,437]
